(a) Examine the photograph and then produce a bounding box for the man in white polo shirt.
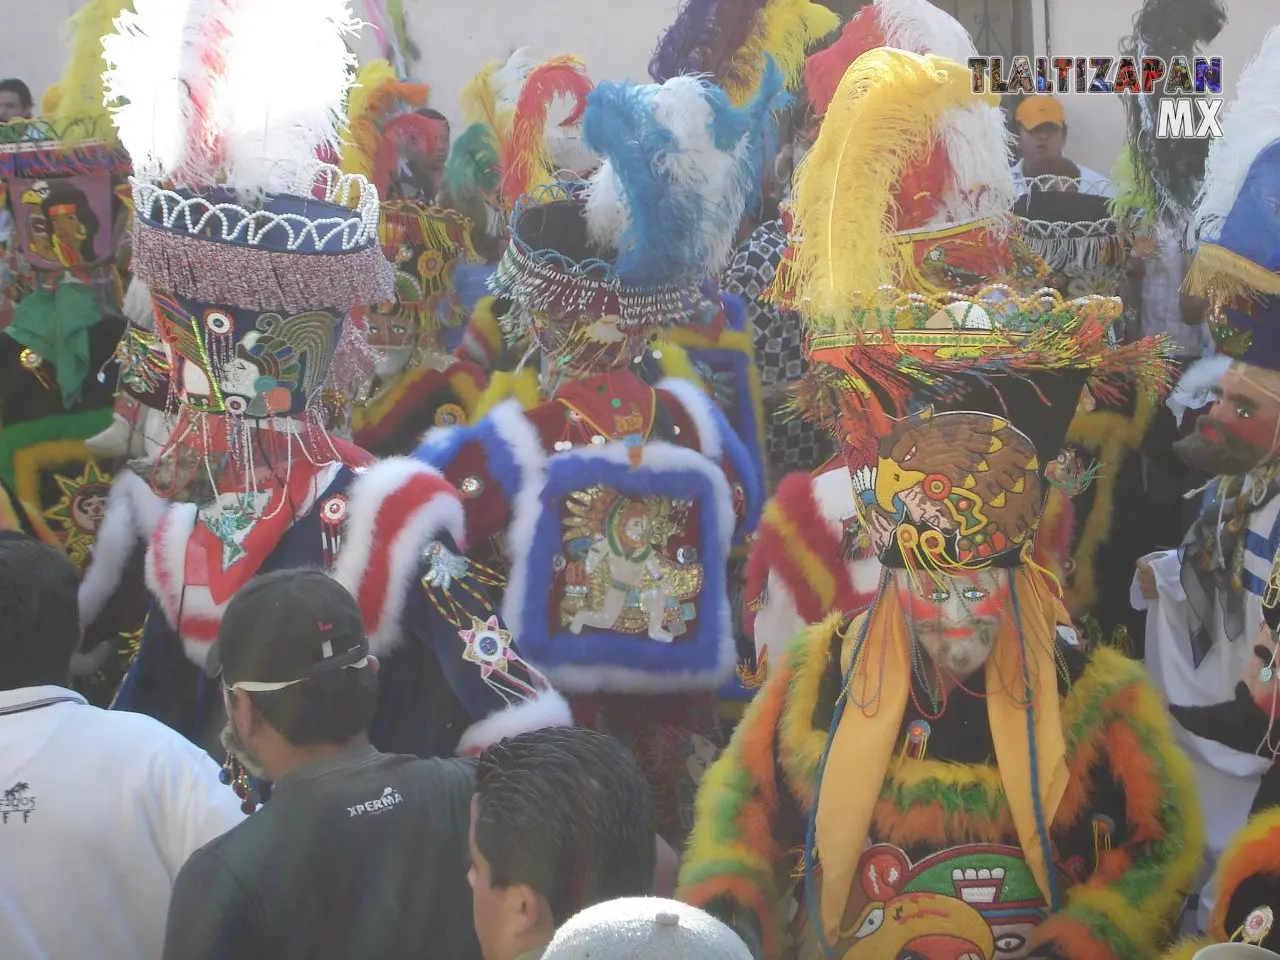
[0,531,245,960]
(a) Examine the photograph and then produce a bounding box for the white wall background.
[2,0,1277,176]
[1036,0,1279,174]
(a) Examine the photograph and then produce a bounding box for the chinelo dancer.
[409,64,786,846]
[101,0,569,789]
[341,60,491,456]
[679,48,1199,960]
[1137,22,1280,934]
[0,0,133,564]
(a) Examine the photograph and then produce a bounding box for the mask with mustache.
[1174,421,1272,476]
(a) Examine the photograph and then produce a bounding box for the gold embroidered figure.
[560,487,703,642]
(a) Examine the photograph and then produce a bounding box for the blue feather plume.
[742,55,792,212]
[583,81,702,286]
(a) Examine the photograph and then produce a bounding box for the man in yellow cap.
[1012,96,1113,197]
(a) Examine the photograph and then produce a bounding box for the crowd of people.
[3,0,1280,958]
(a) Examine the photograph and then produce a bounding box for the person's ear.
[367,655,380,676]
[507,884,548,935]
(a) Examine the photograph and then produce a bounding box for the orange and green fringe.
[680,622,1203,960]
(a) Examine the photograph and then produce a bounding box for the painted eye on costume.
[995,933,1026,952]
[927,589,950,603]
[962,588,989,602]
[1237,405,1254,419]
[853,906,883,940]
[391,324,408,337]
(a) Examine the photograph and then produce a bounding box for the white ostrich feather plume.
[876,0,978,62]
[651,76,750,274]
[875,0,1014,226]
[1194,25,1280,244]
[584,159,628,249]
[105,0,361,194]
[495,47,539,112]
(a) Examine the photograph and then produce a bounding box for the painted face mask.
[896,568,1009,680]
[1174,364,1280,475]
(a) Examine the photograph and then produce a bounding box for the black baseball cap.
[206,568,370,690]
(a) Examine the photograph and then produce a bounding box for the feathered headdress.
[499,55,594,203]
[804,0,975,115]
[100,0,391,493]
[1115,0,1228,230]
[650,0,837,105]
[340,58,446,198]
[459,47,538,146]
[50,0,134,142]
[791,51,980,316]
[784,48,1166,431]
[450,49,593,227]
[649,0,768,86]
[1182,25,1280,368]
[584,59,790,286]
[800,0,1015,236]
[491,64,789,367]
[104,0,361,194]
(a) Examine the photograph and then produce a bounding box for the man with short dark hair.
[468,727,657,960]
[0,532,244,959]
[411,106,450,202]
[1011,96,1113,198]
[0,78,32,122]
[162,568,482,960]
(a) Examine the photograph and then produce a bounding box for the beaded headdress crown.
[785,48,1168,572]
[492,62,789,368]
[103,0,393,427]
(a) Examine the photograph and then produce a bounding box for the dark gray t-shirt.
[162,746,478,960]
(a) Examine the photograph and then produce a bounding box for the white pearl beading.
[131,163,381,253]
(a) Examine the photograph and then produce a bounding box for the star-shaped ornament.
[459,616,514,676]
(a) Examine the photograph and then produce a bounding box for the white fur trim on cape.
[144,502,219,666]
[755,467,883,664]
[754,576,806,664]
[146,465,340,665]
[489,398,549,493]
[420,398,548,495]
[79,469,170,630]
[654,377,724,461]
[504,440,737,694]
[330,457,466,656]
[454,688,574,756]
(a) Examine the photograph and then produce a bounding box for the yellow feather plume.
[42,84,63,118]
[723,0,841,105]
[789,50,997,328]
[341,59,429,181]
[51,0,133,142]
[460,59,504,134]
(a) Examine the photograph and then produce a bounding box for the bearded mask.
[1174,362,1280,476]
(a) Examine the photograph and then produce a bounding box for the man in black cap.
[162,568,481,960]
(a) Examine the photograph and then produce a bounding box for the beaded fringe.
[132,221,394,314]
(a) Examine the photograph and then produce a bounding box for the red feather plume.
[499,56,594,205]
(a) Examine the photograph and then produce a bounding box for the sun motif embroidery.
[460,616,514,676]
[43,460,112,569]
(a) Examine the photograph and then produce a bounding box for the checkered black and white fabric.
[722,221,833,481]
